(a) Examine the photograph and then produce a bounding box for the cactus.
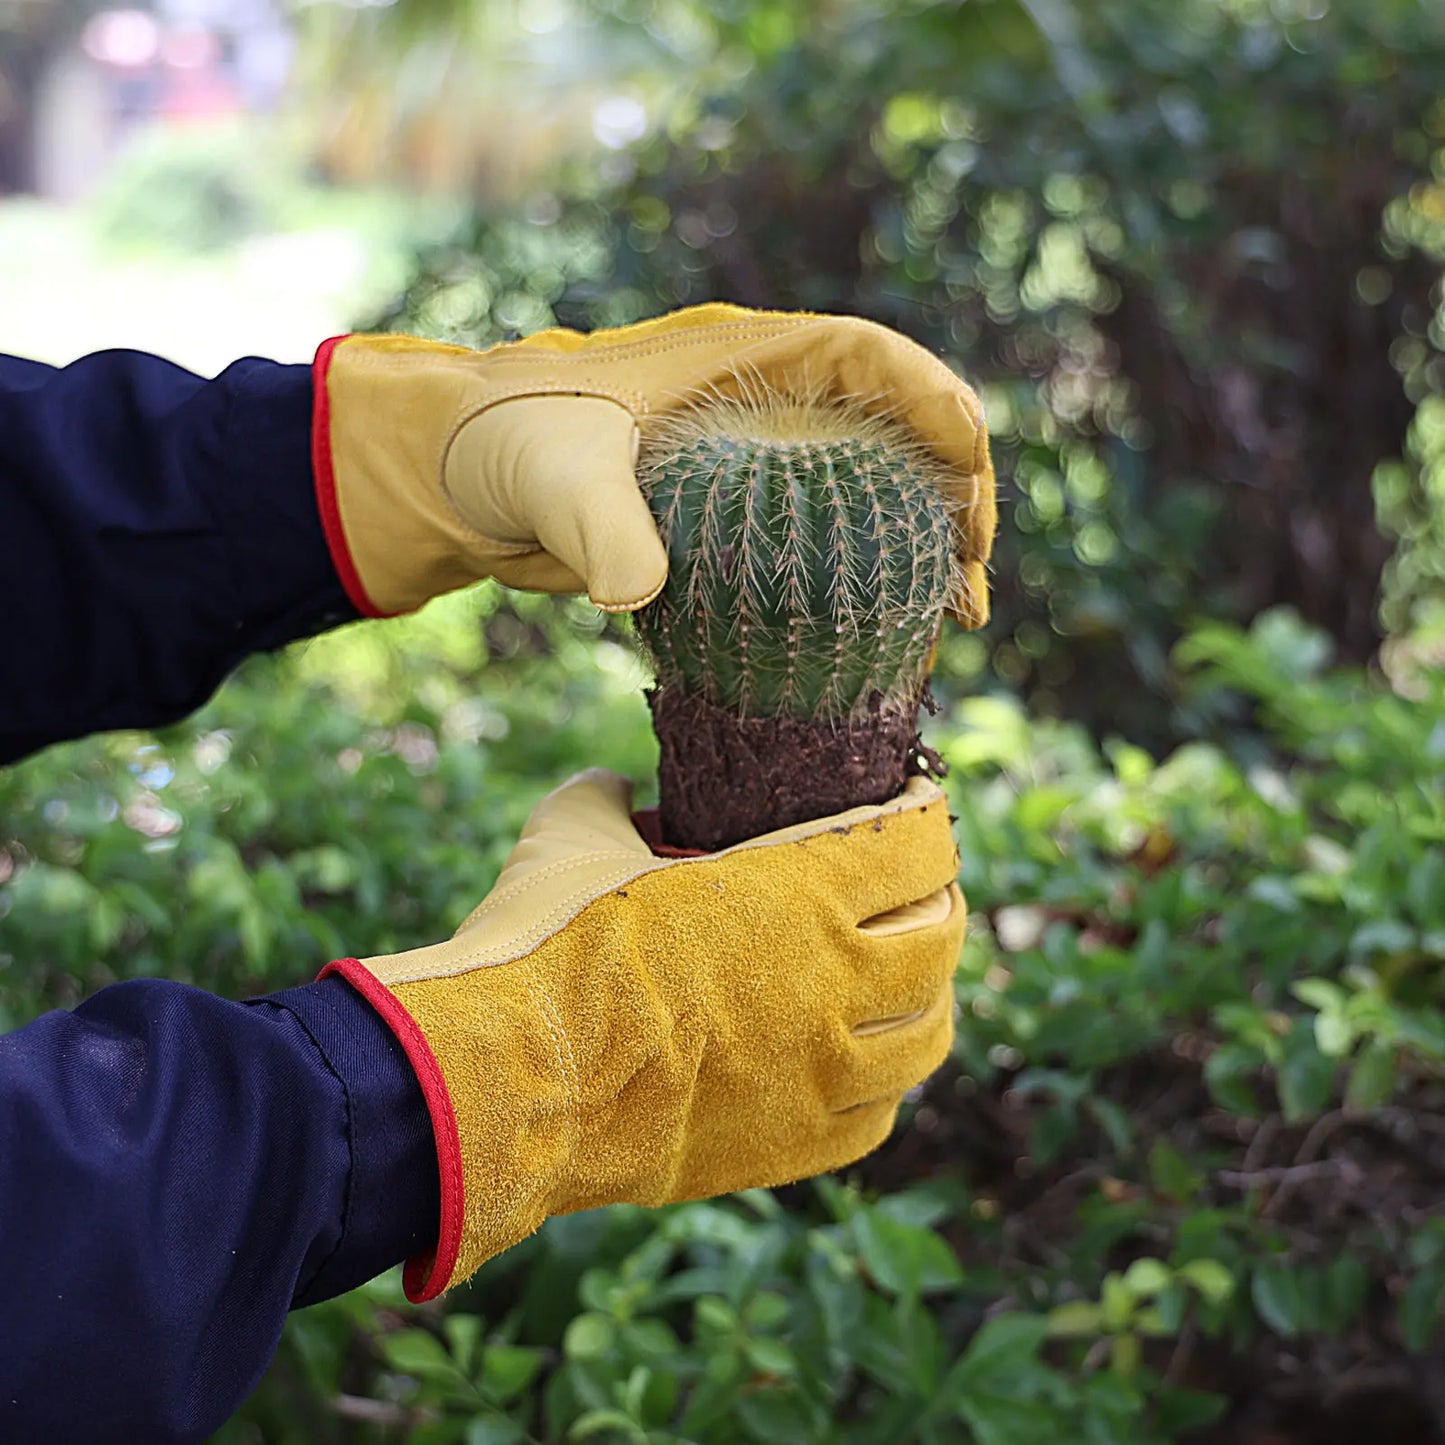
[633,391,964,851]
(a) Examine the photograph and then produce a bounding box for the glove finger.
[948,557,992,629]
[858,883,957,938]
[820,1096,903,1170]
[450,769,656,947]
[693,1096,902,1195]
[845,895,964,1034]
[534,415,670,612]
[516,768,648,853]
[833,984,955,1113]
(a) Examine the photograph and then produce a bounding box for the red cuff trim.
[311,337,387,619]
[319,957,464,1301]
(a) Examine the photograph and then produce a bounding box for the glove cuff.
[312,337,384,617]
[320,957,466,1300]
[312,334,528,617]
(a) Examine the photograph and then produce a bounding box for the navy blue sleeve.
[0,346,445,1439]
[0,349,357,765]
[0,974,441,1444]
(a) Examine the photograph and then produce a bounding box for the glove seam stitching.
[437,864,664,976]
[470,850,658,916]
[384,793,944,983]
[472,320,968,397]
[480,319,806,365]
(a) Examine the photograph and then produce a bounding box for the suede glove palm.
[312,303,995,625]
[324,769,965,1300]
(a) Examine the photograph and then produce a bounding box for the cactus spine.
[634,391,960,851]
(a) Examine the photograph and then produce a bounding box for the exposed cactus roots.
[634,386,959,850]
[648,688,928,853]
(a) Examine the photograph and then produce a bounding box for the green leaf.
[1047,1300,1103,1338]
[466,1419,527,1445]
[1324,1253,1368,1335]
[853,1207,964,1296]
[1101,1273,1134,1330]
[1121,1258,1171,1300]
[1148,1140,1201,1201]
[1350,919,1417,958]
[735,1386,819,1443]
[743,1336,796,1377]
[406,1421,470,1445]
[480,1345,544,1403]
[444,1313,481,1372]
[1406,851,1445,928]
[744,1291,791,1331]
[1397,1010,1445,1061]
[1155,1282,1187,1333]
[1251,1263,1303,1338]
[1292,978,1346,1013]
[1345,1040,1398,1109]
[695,1296,737,1334]
[1314,1009,1355,1059]
[956,1393,1063,1445]
[564,1313,617,1361]
[579,1269,618,1314]
[1400,1266,1445,1352]
[951,1312,1050,1389]
[621,1318,681,1361]
[382,1329,467,1384]
[1278,1029,1336,1121]
[1203,1043,1262,1115]
[1154,1388,1228,1434]
[1110,1332,1141,1375]
[1086,1096,1134,1152]
[569,1408,639,1441]
[1177,1259,1235,1306]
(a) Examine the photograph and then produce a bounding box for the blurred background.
[3,2,1445,1442]
[5,0,1444,731]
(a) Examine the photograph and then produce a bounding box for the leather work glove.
[323,769,966,1301]
[312,302,996,626]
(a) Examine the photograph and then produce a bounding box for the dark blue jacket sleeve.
[0,349,443,1441]
[0,975,441,1444]
[0,349,357,765]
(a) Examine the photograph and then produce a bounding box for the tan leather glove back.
[324,770,965,1300]
[312,303,995,625]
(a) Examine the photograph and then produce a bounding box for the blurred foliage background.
[2,0,1445,1441]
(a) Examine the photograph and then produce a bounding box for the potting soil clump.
[634,390,964,851]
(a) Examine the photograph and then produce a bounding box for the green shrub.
[4,600,1441,1441]
[365,0,1445,747]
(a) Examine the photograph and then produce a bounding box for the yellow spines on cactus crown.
[633,390,962,721]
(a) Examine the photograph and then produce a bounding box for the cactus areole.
[634,391,964,852]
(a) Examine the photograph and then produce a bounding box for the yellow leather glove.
[322,768,965,1301]
[312,303,995,625]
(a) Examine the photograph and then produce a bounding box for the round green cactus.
[632,392,963,850]
[635,395,959,724]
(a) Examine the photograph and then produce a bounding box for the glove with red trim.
[323,768,966,1299]
[310,303,995,626]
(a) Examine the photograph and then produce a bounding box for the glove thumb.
[457,769,655,939]
[446,396,669,611]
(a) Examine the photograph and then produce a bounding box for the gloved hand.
[312,303,995,625]
[323,768,965,1300]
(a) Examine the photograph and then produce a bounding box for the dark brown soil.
[648,687,931,851]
